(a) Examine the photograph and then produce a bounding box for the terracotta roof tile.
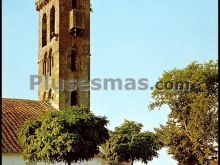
[2,98,56,153]
[212,160,218,165]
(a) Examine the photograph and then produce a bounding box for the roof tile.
[2,98,56,153]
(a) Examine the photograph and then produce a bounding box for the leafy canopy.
[18,105,109,164]
[149,60,218,165]
[103,120,163,165]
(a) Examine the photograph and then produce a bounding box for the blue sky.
[3,0,218,164]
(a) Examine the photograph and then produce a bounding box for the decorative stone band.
[35,0,50,11]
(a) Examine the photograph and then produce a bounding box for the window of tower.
[71,91,78,106]
[52,56,54,67]
[72,0,78,9]
[43,53,47,76]
[50,6,55,40]
[48,88,53,100]
[70,51,77,71]
[42,14,47,47]
[47,58,50,73]
[49,49,52,76]
[43,92,47,101]
[48,55,51,76]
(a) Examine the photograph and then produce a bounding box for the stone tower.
[35,0,90,109]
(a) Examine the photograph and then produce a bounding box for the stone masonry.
[36,0,90,110]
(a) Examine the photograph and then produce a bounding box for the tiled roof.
[212,160,218,165]
[2,98,56,153]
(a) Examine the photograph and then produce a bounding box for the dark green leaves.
[150,60,218,165]
[18,105,109,164]
[103,120,162,164]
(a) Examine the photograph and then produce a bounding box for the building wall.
[2,153,110,165]
[58,0,90,109]
[37,0,60,109]
[36,0,90,110]
[2,153,28,165]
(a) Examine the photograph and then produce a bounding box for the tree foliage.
[18,105,109,165]
[103,120,163,165]
[149,60,218,165]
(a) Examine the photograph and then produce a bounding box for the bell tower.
[35,0,90,109]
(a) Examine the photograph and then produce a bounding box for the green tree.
[149,60,218,165]
[103,120,163,165]
[18,105,109,165]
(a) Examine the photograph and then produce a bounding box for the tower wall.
[36,0,90,110]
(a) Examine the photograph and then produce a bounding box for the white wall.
[2,153,30,165]
[2,153,107,165]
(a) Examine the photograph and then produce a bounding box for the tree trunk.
[131,159,134,165]
[189,159,197,165]
[68,161,71,165]
[189,162,196,165]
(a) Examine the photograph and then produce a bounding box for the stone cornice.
[35,0,50,11]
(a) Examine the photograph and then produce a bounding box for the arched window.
[43,53,47,75]
[48,88,52,100]
[42,14,47,47]
[50,6,55,40]
[70,51,77,71]
[71,91,78,106]
[43,92,47,101]
[52,56,54,67]
[72,0,77,9]
[47,58,50,73]
[49,50,52,76]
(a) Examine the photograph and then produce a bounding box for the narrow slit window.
[48,89,52,100]
[43,92,47,101]
[43,53,47,75]
[50,6,55,40]
[71,91,78,106]
[42,14,47,47]
[72,0,77,9]
[70,51,77,71]
[47,59,50,73]
[49,50,52,76]
[52,56,54,67]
